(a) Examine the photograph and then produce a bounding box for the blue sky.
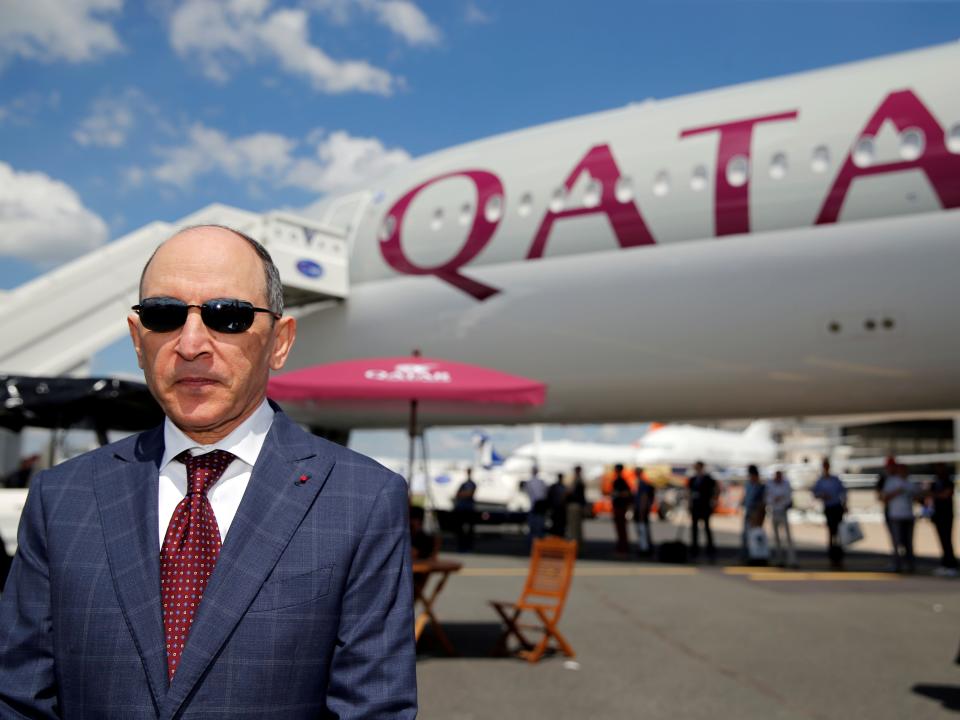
[3,0,958,457]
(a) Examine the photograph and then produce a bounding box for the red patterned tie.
[160,449,233,681]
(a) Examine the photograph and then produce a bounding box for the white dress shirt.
[158,399,275,546]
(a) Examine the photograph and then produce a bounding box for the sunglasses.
[132,297,281,334]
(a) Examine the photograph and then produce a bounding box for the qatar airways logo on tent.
[364,363,452,383]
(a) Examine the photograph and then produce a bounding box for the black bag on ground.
[657,540,687,564]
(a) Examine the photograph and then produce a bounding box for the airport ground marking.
[459,566,699,578]
[746,571,901,582]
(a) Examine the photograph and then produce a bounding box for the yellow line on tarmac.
[747,572,900,582]
[459,567,700,578]
[723,566,786,575]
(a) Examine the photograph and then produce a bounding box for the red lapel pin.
[295,474,310,486]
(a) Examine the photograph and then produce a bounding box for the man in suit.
[0,225,417,719]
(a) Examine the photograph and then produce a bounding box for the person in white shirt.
[766,470,798,568]
[882,463,917,573]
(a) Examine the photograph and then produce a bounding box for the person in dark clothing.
[565,465,588,545]
[633,467,656,557]
[547,473,568,537]
[611,464,632,557]
[453,467,477,552]
[813,459,847,569]
[928,464,957,576]
[687,461,718,561]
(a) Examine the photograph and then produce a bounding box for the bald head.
[140,225,283,316]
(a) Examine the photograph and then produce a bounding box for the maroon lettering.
[816,89,960,224]
[379,170,503,300]
[526,144,655,259]
[681,111,798,236]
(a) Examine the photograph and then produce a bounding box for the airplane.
[281,40,960,428]
[2,42,959,433]
[424,420,777,512]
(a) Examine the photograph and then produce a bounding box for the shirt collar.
[161,398,275,470]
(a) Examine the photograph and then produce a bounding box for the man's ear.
[128,314,145,369]
[269,316,297,371]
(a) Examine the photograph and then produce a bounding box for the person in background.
[687,461,718,562]
[767,470,798,568]
[928,463,957,577]
[882,462,917,573]
[611,464,633,557]
[547,472,568,537]
[813,459,847,569]
[741,465,767,562]
[633,467,656,558]
[876,456,897,559]
[565,465,588,546]
[524,465,548,543]
[453,467,477,552]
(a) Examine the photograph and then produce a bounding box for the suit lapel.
[94,427,168,714]
[161,413,335,720]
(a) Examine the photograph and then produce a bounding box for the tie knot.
[176,449,234,496]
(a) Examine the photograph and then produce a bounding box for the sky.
[2,0,959,459]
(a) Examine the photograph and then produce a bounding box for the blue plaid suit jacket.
[0,411,417,719]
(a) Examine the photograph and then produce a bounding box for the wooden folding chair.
[490,536,577,663]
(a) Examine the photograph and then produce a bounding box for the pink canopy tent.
[268,354,547,481]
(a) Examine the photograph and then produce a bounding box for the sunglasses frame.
[132,297,281,334]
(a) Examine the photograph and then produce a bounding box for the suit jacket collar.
[159,410,336,720]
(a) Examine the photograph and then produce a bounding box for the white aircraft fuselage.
[284,42,960,428]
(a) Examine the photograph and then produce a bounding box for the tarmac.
[415,512,960,720]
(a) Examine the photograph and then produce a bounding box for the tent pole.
[407,399,418,486]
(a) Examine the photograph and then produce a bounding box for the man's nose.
[175,308,212,358]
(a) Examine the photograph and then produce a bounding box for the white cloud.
[0,162,109,265]
[170,0,395,94]
[73,90,143,148]
[148,123,409,196]
[0,90,60,126]
[363,0,441,46]
[284,129,411,194]
[312,0,441,46]
[464,2,492,24]
[0,0,124,68]
[152,123,297,187]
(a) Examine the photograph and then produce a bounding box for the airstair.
[0,203,353,376]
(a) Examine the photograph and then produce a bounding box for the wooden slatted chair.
[490,536,577,663]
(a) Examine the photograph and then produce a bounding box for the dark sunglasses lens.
[201,299,255,333]
[138,299,187,332]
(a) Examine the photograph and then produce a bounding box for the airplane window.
[864,319,877,331]
[899,128,924,161]
[811,145,830,173]
[549,187,566,213]
[882,317,895,330]
[653,170,670,197]
[949,124,960,153]
[615,176,634,203]
[853,136,875,168]
[484,194,503,223]
[725,155,749,187]
[518,192,533,217]
[378,215,395,241]
[769,152,788,180]
[690,165,708,191]
[430,208,444,231]
[459,203,472,226]
[583,179,602,208]
[828,321,841,333]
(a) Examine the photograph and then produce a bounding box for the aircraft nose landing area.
[416,524,960,720]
